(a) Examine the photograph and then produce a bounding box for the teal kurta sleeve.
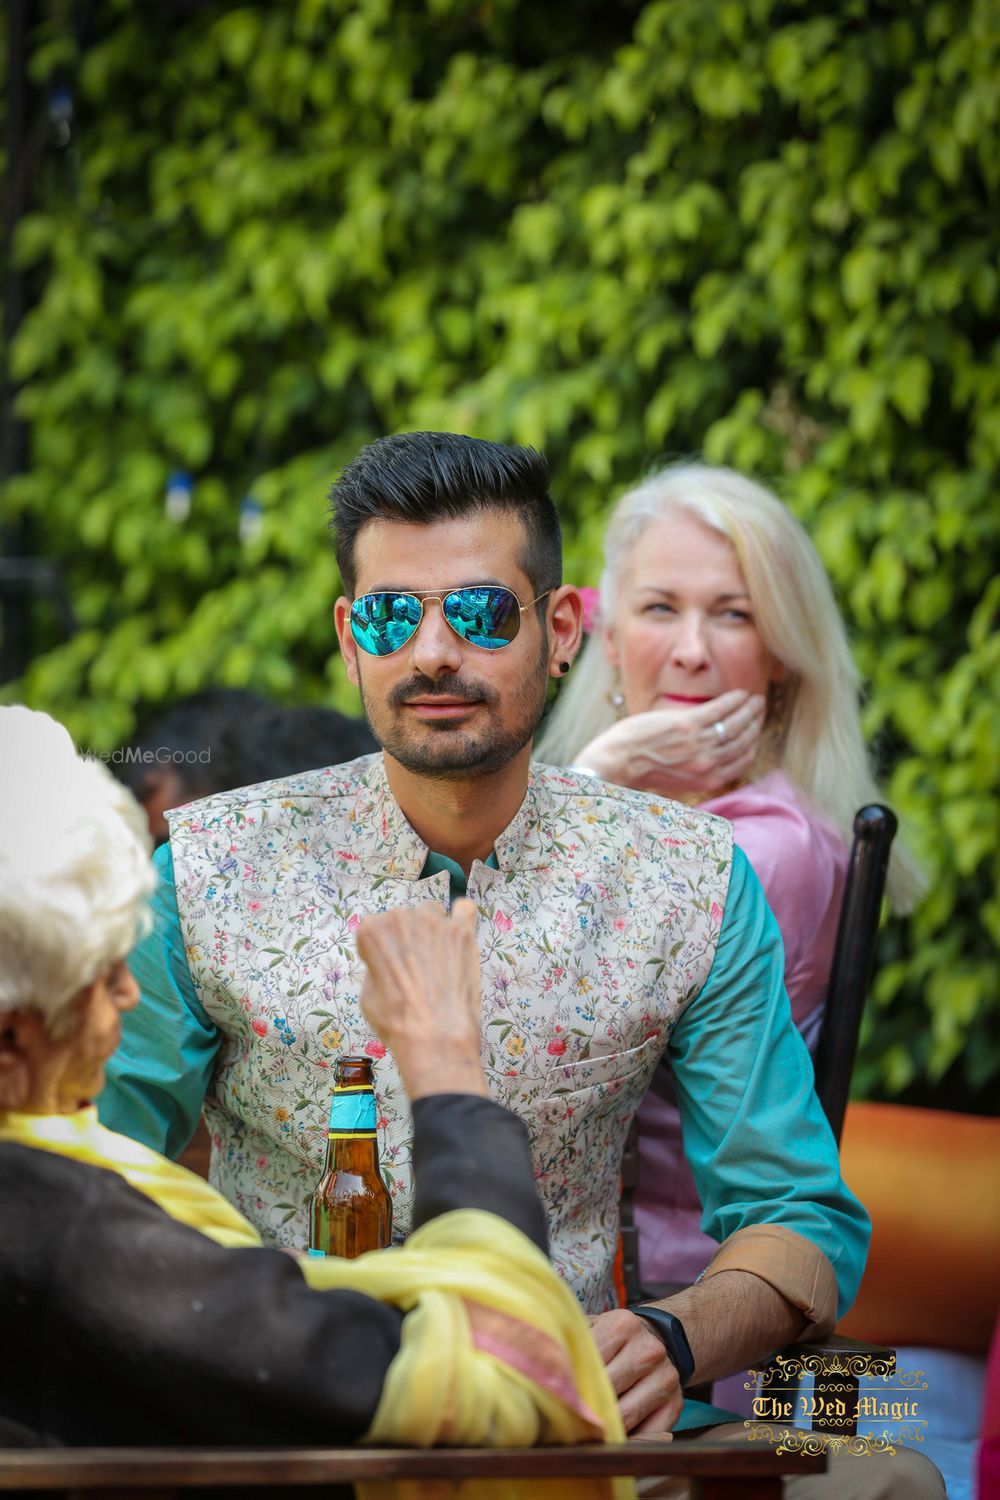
[99,842,220,1159]
[668,846,870,1317]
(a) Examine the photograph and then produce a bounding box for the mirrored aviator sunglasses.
[350,586,552,657]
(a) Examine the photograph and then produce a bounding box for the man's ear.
[334,597,360,688]
[546,586,585,678]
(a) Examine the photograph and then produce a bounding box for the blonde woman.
[537,462,923,1291]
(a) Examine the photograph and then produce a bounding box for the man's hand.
[355,899,487,1102]
[588,1309,685,1434]
[592,1270,809,1435]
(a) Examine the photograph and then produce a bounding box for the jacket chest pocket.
[533,1034,666,1161]
[542,1033,665,1104]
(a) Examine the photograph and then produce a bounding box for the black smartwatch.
[628,1304,696,1387]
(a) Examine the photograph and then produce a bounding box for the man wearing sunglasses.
[101,434,874,1453]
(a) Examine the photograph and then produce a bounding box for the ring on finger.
[713,720,727,744]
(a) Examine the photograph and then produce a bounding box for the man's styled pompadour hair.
[329,431,562,597]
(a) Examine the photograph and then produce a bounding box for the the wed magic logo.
[744,1352,928,1457]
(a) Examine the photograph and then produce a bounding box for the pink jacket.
[634,770,849,1289]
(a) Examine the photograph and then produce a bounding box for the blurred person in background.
[253,703,377,780]
[536,461,924,1295]
[117,688,271,846]
[0,706,617,1462]
[118,689,375,845]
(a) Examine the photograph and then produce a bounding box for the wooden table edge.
[0,1441,827,1486]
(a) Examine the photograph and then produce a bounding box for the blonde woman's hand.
[355,898,487,1101]
[576,689,766,799]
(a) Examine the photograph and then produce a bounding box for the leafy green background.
[3,0,998,1103]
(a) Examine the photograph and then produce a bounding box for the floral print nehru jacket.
[168,755,732,1312]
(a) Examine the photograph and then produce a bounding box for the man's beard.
[358,643,549,781]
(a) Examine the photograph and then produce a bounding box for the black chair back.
[812,804,897,1143]
[619,1120,641,1304]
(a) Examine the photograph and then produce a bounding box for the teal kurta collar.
[423,848,500,900]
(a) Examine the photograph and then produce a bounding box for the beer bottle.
[308,1056,392,1258]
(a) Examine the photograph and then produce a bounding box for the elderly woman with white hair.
[537,462,923,1296]
[0,708,621,1461]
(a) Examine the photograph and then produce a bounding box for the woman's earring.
[606,678,625,713]
[767,680,789,733]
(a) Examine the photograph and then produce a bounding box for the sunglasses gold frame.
[350,585,554,656]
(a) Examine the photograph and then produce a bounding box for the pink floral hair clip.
[577,586,601,635]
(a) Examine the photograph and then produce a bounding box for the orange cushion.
[837,1101,1000,1353]
[613,1231,627,1310]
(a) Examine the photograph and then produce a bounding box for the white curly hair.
[0,707,155,1036]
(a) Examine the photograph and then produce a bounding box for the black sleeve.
[1,1147,401,1447]
[410,1094,548,1252]
[0,1099,547,1449]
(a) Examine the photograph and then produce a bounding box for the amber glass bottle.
[308,1056,392,1258]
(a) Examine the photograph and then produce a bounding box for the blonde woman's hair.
[0,708,156,1035]
[536,462,924,911]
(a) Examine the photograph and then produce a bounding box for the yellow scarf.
[1,1109,632,1499]
[0,1107,261,1247]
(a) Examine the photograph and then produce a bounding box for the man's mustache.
[388,674,496,708]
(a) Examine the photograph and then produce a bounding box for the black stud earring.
[559,661,570,674]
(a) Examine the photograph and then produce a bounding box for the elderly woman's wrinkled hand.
[577,689,765,799]
[355,899,487,1101]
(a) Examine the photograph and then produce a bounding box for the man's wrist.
[628,1304,696,1387]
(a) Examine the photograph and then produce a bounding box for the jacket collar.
[354,754,568,877]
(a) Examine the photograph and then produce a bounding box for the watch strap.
[627,1304,696,1387]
